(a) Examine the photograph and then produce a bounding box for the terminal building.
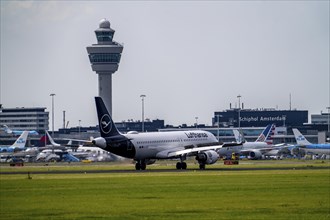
[213,108,308,128]
[0,107,49,133]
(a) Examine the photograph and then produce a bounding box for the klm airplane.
[1,125,39,136]
[0,131,29,152]
[292,128,330,156]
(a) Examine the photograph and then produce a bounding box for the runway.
[1,165,329,175]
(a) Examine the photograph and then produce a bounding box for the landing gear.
[176,162,187,170]
[135,160,146,170]
[199,163,206,170]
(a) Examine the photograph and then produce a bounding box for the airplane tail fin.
[95,97,121,138]
[292,128,311,146]
[233,129,245,143]
[39,135,49,147]
[11,131,29,148]
[2,125,12,134]
[256,124,275,145]
[46,131,60,146]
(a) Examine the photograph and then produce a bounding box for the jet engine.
[291,147,305,157]
[195,150,219,165]
[146,159,156,165]
[249,150,262,160]
[92,137,107,148]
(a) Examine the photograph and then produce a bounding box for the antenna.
[289,93,292,110]
[63,111,66,129]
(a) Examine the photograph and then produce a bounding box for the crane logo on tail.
[100,114,112,134]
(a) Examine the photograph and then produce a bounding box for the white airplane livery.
[92,97,232,170]
[0,131,29,152]
[229,124,276,159]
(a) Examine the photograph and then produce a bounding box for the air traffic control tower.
[86,19,124,116]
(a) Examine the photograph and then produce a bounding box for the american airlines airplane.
[226,124,276,159]
[92,97,234,170]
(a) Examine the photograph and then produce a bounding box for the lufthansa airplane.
[92,97,234,170]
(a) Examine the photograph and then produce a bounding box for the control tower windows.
[96,31,114,42]
[89,53,121,63]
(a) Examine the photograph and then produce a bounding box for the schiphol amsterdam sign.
[239,115,286,123]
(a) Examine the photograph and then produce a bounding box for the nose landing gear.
[135,160,146,170]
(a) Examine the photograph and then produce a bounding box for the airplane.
[0,131,29,152]
[292,128,330,156]
[92,97,235,170]
[29,131,80,162]
[220,124,276,159]
[1,125,39,136]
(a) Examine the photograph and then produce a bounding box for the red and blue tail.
[255,124,275,145]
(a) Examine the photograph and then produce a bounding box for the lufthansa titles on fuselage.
[184,132,208,139]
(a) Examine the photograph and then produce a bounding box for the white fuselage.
[218,141,270,157]
[124,130,218,160]
[241,142,269,150]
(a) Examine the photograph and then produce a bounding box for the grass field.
[0,161,329,219]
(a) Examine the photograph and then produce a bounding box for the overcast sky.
[1,1,329,129]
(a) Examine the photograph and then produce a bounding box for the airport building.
[213,108,308,128]
[58,119,165,137]
[311,112,330,125]
[0,107,49,132]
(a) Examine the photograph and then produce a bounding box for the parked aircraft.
[0,131,29,152]
[75,146,119,162]
[1,125,39,136]
[92,97,235,170]
[292,128,330,156]
[221,124,276,159]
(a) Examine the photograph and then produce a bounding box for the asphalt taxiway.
[1,165,329,175]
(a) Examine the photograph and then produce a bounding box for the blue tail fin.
[256,124,275,144]
[95,97,121,138]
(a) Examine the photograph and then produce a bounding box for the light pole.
[327,107,330,133]
[216,115,222,142]
[140,95,146,132]
[216,115,220,141]
[78,120,81,137]
[195,117,198,129]
[50,93,56,137]
[237,95,241,128]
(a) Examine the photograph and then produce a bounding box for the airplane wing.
[165,142,242,158]
[240,148,274,155]
[239,144,292,157]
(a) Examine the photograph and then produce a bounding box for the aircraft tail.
[11,131,29,148]
[292,128,312,146]
[255,124,275,145]
[233,129,245,143]
[2,125,12,134]
[46,131,60,146]
[95,97,121,138]
[39,135,49,147]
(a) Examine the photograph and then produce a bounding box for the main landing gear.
[199,163,206,170]
[135,160,146,170]
[176,162,187,170]
[176,155,187,170]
